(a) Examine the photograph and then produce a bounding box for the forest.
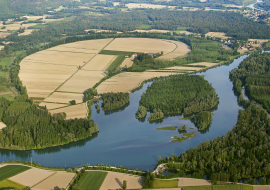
[158,103,270,183]
[139,75,219,115]
[229,52,270,112]
[190,111,213,130]
[0,97,99,150]
[101,92,130,111]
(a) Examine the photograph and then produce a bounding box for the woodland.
[139,75,219,115]
[101,92,130,111]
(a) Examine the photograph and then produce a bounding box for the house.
[132,53,137,58]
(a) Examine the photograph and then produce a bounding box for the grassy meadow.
[0,165,30,181]
[74,171,108,190]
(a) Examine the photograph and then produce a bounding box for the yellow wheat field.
[205,32,227,38]
[125,3,166,8]
[159,40,191,60]
[32,172,75,190]
[96,72,177,93]
[39,102,68,110]
[49,104,87,119]
[104,38,177,55]
[43,92,84,104]
[99,171,143,190]
[82,54,117,71]
[9,168,55,187]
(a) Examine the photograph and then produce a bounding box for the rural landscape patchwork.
[0,0,270,189]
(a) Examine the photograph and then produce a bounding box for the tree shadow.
[115,178,123,188]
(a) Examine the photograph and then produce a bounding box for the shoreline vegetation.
[157,126,177,130]
[101,92,129,111]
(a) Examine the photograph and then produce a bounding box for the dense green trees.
[159,103,270,181]
[0,97,99,150]
[230,52,270,112]
[135,105,147,119]
[190,111,213,130]
[148,108,164,121]
[84,88,98,102]
[139,75,219,116]
[102,92,129,111]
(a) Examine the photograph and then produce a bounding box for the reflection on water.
[104,101,131,115]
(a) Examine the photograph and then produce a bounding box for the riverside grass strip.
[106,55,126,72]
[0,165,30,181]
[74,171,108,190]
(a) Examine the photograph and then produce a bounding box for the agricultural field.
[132,29,171,33]
[0,165,30,181]
[158,40,191,60]
[99,171,143,190]
[205,32,227,38]
[188,62,219,67]
[43,92,84,104]
[104,38,178,55]
[125,3,166,9]
[120,57,134,68]
[248,39,269,47]
[0,45,4,50]
[9,168,55,187]
[178,178,211,186]
[75,171,108,190]
[31,172,75,190]
[19,38,191,117]
[253,186,270,190]
[0,122,6,130]
[153,179,179,188]
[0,32,10,38]
[0,179,26,190]
[96,72,177,93]
[49,103,87,119]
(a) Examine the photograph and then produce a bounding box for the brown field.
[253,185,270,190]
[125,3,166,8]
[159,40,191,60]
[178,178,211,186]
[120,58,134,68]
[0,23,40,31]
[39,102,68,110]
[0,32,10,38]
[96,72,177,93]
[82,54,117,71]
[18,29,34,36]
[9,168,55,187]
[104,38,177,55]
[57,70,104,93]
[205,32,227,38]
[99,171,143,190]
[0,45,4,50]
[0,122,6,130]
[238,48,249,54]
[164,66,204,71]
[188,62,219,67]
[49,104,87,119]
[43,92,84,104]
[32,172,75,190]
[248,39,269,47]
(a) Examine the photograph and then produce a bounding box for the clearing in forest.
[125,3,166,9]
[99,171,143,190]
[205,32,227,38]
[0,122,6,130]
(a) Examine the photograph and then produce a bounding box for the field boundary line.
[31,172,57,188]
[85,170,144,178]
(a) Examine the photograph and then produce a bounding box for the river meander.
[0,53,253,170]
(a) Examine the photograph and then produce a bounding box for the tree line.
[0,96,99,150]
[102,92,129,111]
[229,52,270,112]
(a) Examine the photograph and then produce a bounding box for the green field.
[157,126,177,130]
[153,179,178,188]
[0,57,13,67]
[0,179,26,190]
[182,185,253,190]
[99,50,138,56]
[74,171,108,190]
[106,55,125,72]
[0,165,30,181]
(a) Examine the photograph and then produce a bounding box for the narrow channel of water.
[246,0,270,12]
[0,54,251,170]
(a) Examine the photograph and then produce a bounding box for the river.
[0,53,255,170]
[246,0,270,12]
